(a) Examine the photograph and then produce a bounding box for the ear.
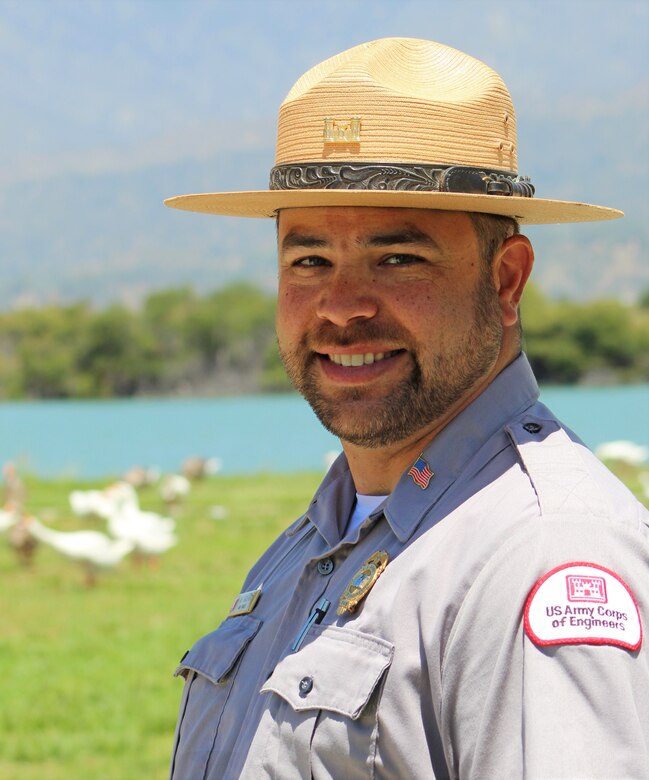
[492,235,534,327]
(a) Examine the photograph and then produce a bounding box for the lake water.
[0,385,647,480]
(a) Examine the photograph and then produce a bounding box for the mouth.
[312,348,408,385]
[326,349,401,367]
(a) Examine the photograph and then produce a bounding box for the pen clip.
[291,598,330,652]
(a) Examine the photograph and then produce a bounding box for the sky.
[2,0,647,187]
[0,0,647,304]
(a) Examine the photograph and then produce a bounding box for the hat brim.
[164,189,622,224]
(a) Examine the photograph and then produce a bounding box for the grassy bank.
[2,463,647,779]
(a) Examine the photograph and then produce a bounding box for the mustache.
[305,321,409,350]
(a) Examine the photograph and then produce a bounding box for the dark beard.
[278,270,503,448]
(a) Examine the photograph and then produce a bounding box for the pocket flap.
[174,615,262,684]
[261,624,393,720]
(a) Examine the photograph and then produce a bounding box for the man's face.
[276,207,505,448]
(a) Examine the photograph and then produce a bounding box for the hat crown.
[276,38,517,171]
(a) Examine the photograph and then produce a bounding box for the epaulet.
[505,417,613,519]
[284,513,311,537]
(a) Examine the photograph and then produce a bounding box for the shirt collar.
[299,353,539,547]
[298,451,357,548]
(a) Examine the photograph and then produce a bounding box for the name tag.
[227,587,262,618]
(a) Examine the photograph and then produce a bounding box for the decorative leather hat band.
[269,162,535,198]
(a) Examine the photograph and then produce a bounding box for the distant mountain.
[1,0,646,309]
[1,147,276,308]
[2,118,647,309]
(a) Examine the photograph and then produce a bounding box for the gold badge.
[323,116,361,143]
[227,586,262,618]
[337,551,389,616]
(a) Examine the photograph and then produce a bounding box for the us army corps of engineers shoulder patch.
[337,550,389,616]
[524,561,642,651]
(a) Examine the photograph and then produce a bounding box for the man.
[165,38,649,779]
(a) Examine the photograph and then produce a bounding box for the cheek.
[276,284,312,345]
[393,286,475,344]
[392,289,448,329]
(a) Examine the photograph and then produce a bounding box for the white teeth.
[328,351,394,367]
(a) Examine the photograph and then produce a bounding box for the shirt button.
[317,557,334,576]
[523,422,543,434]
[298,676,314,696]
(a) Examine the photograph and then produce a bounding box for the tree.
[76,306,160,396]
[2,304,90,398]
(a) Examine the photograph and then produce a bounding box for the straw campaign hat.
[164,37,622,224]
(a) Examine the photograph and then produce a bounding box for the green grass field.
[2,463,647,779]
[1,472,322,779]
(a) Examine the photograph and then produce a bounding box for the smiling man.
[165,39,649,779]
[276,207,529,494]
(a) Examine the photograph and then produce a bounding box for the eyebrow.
[280,232,329,251]
[365,227,442,251]
[280,225,442,252]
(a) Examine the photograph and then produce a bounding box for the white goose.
[160,474,191,507]
[102,486,177,565]
[106,510,177,565]
[25,516,134,586]
[69,488,115,519]
[123,526,177,565]
[70,481,140,520]
[0,507,17,532]
[108,479,174,527]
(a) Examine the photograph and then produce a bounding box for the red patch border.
[524,560,642,652]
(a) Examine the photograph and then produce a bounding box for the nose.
[316,271,379,327]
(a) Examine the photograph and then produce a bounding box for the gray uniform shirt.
[170,355,649,779]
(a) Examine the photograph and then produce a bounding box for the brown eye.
[382,254,424,266]
[294,256,330,267]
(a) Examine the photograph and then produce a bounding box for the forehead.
[277,207,477,251]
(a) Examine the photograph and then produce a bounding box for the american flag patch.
[408,456,433,489]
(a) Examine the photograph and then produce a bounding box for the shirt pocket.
[170,615,262,780]
[257,624,394,780]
